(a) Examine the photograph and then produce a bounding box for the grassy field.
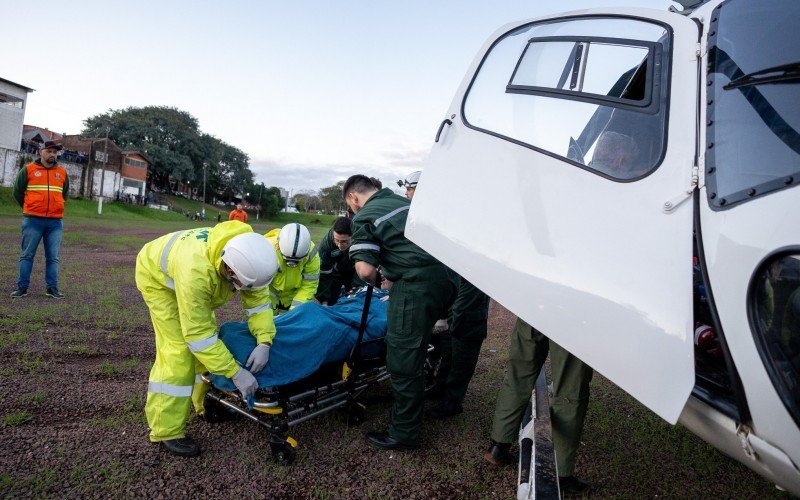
[0,188,791,497]
[0,188,336,242]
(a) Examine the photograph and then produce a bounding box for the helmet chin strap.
[226,275,243,291]
[223,263,245,290]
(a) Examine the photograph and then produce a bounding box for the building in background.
[120,151,150,199]
[21,125,63,153]
[62,135,123,199]
[0,77,33,151]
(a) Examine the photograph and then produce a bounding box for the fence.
[0,145,119,199]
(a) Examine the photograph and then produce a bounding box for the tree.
[261,187,285,216]
[246,182,285,217]
[294,194,307,213]
[83,106,253,202]
[84,107,200,190]
[319,180,346,214]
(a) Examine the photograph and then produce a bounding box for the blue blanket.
[211,288,388,391]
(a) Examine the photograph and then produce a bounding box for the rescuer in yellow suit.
[265,223,321,311]
[135,221,279,457]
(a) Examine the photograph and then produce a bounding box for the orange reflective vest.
[229,209,248,223]
[17,162,68,218]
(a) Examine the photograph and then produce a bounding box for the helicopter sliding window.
[462,17,670,182]
[507,36,659,113]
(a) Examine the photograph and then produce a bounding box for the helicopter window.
[705,0,800,210]
[507,37,656,110]
[750,251,800,427]
[463,17,670,182]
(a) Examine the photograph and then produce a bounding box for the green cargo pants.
[434,278,490,404]
[490,317,593,477]
[386,267,456,445]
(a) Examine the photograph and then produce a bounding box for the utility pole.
[202,162,207,205]
[98,125,109,214]
[257,183,263,220]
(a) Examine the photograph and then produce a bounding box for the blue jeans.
[17,216,63,289]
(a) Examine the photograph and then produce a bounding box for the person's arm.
[355,261,378,284]
[243,212,248,223]
[315,242,336,304]
[172,262,239,378]
[13,165,27,207]
[292,246,321,305]
[62,172,69,204]
[240,286,277,344]
[349,219,381,285]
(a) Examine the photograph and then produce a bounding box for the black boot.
[161,436,201,457]
[364,431,419,451]
[426,399,463,419]
[424,382,446,400]
[483,439,512,466]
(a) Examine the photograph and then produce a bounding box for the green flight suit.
[490,317,593,477]
[434,275,490,405]
[350,188,457,446]
[315,228,361,306]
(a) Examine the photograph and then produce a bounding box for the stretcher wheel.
[346,403,366,427]
[270,442,296,466]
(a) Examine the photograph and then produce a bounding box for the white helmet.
[221,232,278,290]
[403,171,421,188]
[278,223,311,267]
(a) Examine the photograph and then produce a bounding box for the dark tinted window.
[750,252,800,426]
[706,0,800,209]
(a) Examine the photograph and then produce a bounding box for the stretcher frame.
[202,285,388,465]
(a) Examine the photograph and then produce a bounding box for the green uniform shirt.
[349,188,439,280]
[315,228,361,304]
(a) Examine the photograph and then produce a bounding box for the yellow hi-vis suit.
[265,228,321,310]
[135,221,275,442]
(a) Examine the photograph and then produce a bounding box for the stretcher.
[201,285,390,465]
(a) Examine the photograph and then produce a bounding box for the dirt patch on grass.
[0,217,787,498]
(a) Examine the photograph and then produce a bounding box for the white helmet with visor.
[221,232,278,290]
[278,223,311,267]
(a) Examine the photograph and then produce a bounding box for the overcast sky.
[2,0,673,193]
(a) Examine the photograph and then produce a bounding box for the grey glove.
[246,343,271,373]
[231,366,258,400]
[433,319,449,333]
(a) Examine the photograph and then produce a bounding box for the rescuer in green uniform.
[485,317,593,495]
[425,277,491,418]
[343,174,457,450]
[314,216,359,306]
[396,169,491,419]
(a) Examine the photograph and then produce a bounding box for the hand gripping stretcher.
[201,285,388,465]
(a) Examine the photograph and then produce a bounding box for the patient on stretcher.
[211,288,388,391]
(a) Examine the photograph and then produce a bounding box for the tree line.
[83,106,354,216]
[83,106,286,215]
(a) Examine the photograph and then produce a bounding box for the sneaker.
[46,288,65,299]
[10,288,28,298]
[559,475,590,496]
[483,439,513,466]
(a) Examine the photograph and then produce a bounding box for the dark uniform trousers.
[434,278,490,404]
[490,317,593,477]
[387,266,456,445]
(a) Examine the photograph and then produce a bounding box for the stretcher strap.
[347,284,374,368]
